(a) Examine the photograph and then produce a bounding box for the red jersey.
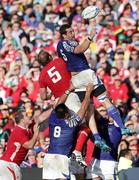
[1,125,32,166]
[108,83,129,102]
[39,57,71,98]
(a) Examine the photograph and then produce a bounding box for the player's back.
[39,57,71,98]
[57,40,90,72]
[48,110,79,157]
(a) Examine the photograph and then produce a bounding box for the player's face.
[23,112,32,126]
[65,27,75,40]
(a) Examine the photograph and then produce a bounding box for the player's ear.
[49,54,53,61]
[62,33,67,39]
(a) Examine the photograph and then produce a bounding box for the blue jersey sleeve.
[57,40,90,72]
[62,41,78,53]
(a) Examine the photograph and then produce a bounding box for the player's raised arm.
[59,24,96,55]
[77,83,93,119]
[74,26,96,54]
[34,107,53,125]
[56,82,75,105]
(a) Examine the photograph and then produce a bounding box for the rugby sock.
[93,133,102,141]
[75,128,90,152]
[107,106,125,128]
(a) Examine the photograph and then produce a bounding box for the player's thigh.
[0,160,21,180]
[0,160,8,177]
[71,69,103,89]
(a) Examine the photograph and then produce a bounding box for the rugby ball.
[81,5,101,20]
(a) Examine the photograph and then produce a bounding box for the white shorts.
[0,160,21,180]
[71,69,103,89]
[86,159,118,180]
[42,153,70,179]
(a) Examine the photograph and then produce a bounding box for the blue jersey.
[48,109,81,156]
[93,118,122,161]
[57,39,90,72]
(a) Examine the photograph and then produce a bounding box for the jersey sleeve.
[62,41,78,53]
[67,110,81,127]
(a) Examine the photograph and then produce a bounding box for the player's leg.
[67,89,110,151]
[0,160,20,180]
[70,70,104,144]
[94,88,133,135]
[12,162,22,180]
[73,125,90,164]
[89,69,133,136]
[85,159,104,180]
[87,103,111,151]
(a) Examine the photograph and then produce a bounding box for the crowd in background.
[0,0,139,170]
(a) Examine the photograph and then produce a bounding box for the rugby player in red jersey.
[0,109,39,180]
[39,50,71,99]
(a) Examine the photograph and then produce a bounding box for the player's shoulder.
[53,57,64,62]
[57,39,64,46]
[10,126,24,138]
[14,125,28,133]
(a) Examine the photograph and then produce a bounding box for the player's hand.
[89,26,97,40]
[86,83,93,94]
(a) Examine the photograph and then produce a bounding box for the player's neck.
[18,122,28,129]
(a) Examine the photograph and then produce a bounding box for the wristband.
[88,36,93,42]
[64,90,70,96]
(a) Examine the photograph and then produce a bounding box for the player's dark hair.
[59,24,71,37]
[55,103,69,119]
[15,109,26,124]
[37,50,52,67]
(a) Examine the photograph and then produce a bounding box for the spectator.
[118,149,133,172]
[21,150,37,168]
[108,76,129,103]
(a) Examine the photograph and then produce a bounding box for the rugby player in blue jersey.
[57,23,133,138]
[42,83,93,180]
[86,105,122,180]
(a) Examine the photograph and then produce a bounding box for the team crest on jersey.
[65,111,81,127]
